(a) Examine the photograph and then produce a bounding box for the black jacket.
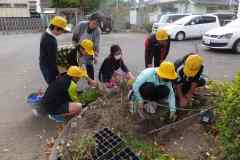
[41,75,72,114]
[39,32,59,75]
[99,57,129,82]
[145,34,171,67]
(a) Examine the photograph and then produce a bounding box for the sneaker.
[32,109,39,117]
[48,114,65,123]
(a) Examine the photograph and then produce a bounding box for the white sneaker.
[144,102,157,114]
[32,109,39,117]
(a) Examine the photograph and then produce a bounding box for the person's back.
[39,16,68,84]
[40,31,57,67]
[145,30,171,68]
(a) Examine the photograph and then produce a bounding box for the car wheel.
[175,32,185,41]
[105,27,112,34]
[233,39,240,54]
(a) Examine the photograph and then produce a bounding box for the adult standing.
[39,16,68,85]
[144,29,171,68]
[72,13,101,79]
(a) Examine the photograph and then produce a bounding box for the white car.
[202,19,240,54]
[152,14,190,33]
[162,15,220,41]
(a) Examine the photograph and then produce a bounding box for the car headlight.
[218,33,233,39]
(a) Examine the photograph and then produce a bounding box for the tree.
[50,0,107,11]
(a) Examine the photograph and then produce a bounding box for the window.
[201,16,217,24]
[0,3,11,8]
[188,17,202,25]
[14,3,28,8]
[172,15,188,22]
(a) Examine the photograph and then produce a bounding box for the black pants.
[40,65,57,85]
[139,82,170,102]
[86,64,94,80]
[153,52,161,67]
[180,78,206,95]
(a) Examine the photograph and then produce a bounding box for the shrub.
[209,74,240,160]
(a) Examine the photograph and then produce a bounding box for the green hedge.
[209,74,240,160]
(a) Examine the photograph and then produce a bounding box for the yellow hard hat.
[50,16,67,31]
[155,29,169,41]
[156,61,177,80]
[67,66,88,78]
[80,39,94,56]
[183,55,203,77]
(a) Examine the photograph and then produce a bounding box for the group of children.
[39,16,206,122]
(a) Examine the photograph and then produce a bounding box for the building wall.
[188,3,207,13]
[0,0,30,17]
[40,0,49,11]
[28,0,37,13]
[130,9,137,25]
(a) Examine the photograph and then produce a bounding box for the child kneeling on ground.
[98,44,134,88]
[41,66,97,119]
[130,61,177,121]
[174,54,206,107]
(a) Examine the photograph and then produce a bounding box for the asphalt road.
[0,33,240,160]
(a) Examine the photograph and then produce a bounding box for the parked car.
[162,14,223,40]
[210,13,237,26]
[202,19,240,54]
[99,16,112,34]
[152,13,191,33]
[84,13,112,34]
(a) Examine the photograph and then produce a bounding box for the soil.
[48,87,223,160]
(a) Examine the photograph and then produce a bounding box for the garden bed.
[48,84,224,160]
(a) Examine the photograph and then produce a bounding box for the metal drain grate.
[94,128,139,160]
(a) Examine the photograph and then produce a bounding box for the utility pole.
[238,0,240,18]
[116,0,119,9]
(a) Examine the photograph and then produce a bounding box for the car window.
[174,16,196,25]
[201,16,217,24]
[216,14,237,26]
[159,15,169,23]
[188,17,202,25]
[171,15,187,22]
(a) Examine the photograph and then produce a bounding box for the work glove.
[137,103,145,120]
[127,79,134,86]
[169,111,177,122]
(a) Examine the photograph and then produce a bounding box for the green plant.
[79,88,101,104]
[209,74,240,160]
[125,136,174,160]
[69,135,95,160]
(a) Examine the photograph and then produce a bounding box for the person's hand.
[185,93,192,101]
[94,52,99,57]
[179,96,188,107]
[89,80,98,87]
[137,103,145,120]
[127,79,134,86]
[147,64,153,68]
[169,111,177,121]
[93,57,98,64]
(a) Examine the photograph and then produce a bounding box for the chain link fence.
[0,17,44,35]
